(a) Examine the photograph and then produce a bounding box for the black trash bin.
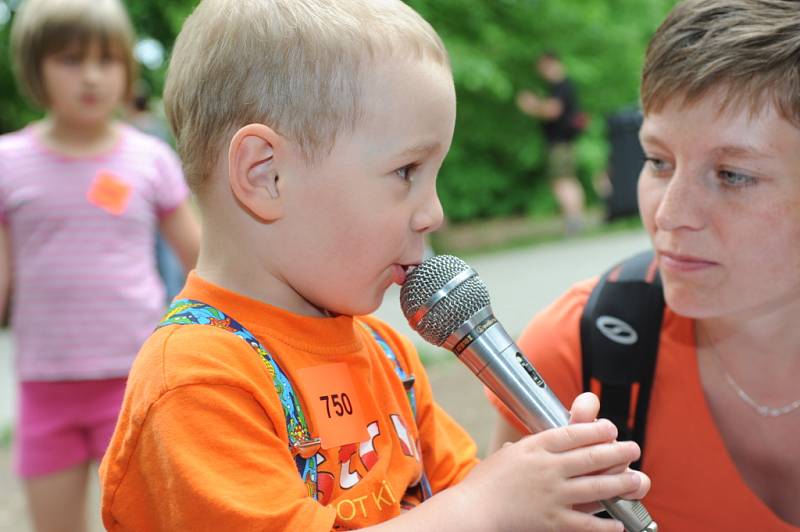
[605,107,645,220]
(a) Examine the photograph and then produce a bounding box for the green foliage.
[0,0,677,222]
[406,0,678,221]
[121,0,196,96]
[0,2,37,133]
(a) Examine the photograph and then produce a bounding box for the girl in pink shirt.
[1,1,200,530]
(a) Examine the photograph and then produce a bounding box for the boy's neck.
[38,116,120,157]
[195,239,333,319]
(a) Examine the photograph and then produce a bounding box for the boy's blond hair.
[642,0,800,125]
[164,0,450,193]
[10,0,137,108]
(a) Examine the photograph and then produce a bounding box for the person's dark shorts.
[547,142,577,180]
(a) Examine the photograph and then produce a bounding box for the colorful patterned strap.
[158,299,319,499]
[364,323,418,416]
[158,299,431,501]
[360,322,432,500]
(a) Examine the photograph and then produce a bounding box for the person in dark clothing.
[517,52,586,233]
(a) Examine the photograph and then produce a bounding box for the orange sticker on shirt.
[296,363,368,449]
[86,170,132,215]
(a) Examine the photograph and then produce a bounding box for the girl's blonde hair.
[10,0,137,107]
[164,0,450,193]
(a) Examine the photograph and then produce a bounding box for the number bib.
[296,363,369,449]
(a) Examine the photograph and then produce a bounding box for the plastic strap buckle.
[292,437,322,459]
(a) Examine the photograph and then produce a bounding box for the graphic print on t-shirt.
[314,413,424,522]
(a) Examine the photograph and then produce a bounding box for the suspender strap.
[362,322,418,416]
[580,250,664,470]
[159,299,431,500]
[158,299,320,499]
[359,321,432,500]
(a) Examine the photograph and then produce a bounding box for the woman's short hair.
[642,0,800,126]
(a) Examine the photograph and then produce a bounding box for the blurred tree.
[407,0,678,221]
[0,0,678,222]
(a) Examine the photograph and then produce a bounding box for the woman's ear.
[228,124,284,221]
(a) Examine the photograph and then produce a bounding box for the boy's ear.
[228,124,284,221]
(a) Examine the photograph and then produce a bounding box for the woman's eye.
[643,156,670,174]
[719,170,757,189]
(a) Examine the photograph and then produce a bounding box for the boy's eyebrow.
[396,141,442,158]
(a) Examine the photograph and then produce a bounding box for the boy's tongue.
[391,264,407,286]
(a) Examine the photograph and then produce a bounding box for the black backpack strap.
[580,250,664,470]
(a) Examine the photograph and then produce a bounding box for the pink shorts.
[15,377,127,478]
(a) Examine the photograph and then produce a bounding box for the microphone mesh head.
[400,255,491,346]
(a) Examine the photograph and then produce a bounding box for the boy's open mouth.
[393,264,419,286]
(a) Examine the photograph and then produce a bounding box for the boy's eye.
[719,169,757,188]
[394,164,417,182]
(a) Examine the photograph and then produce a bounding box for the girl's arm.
[159,200,201,273]
[0,224,11,324]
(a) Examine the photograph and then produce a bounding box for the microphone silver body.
[444,306,657,532]
[401,258,657,532]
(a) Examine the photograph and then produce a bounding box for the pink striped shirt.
[0,124,189,381]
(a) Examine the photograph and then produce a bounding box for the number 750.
[319,393,353,418]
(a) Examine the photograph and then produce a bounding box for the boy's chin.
[318,294,386,317]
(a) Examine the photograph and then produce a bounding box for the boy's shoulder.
[358,314,416,354]
[356,314,428,380]
[130,322,271,402]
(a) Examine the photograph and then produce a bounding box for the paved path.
[0,227,650,531]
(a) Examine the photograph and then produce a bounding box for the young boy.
[490,0,800,530]
[99,1,649,530]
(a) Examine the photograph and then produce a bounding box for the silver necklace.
[702,327,800,418]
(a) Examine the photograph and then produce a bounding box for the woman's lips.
[658,251,717,272]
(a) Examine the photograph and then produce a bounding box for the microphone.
[400,255,657,532]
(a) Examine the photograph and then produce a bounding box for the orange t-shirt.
[489,278,799,532]
[100,273,478,531]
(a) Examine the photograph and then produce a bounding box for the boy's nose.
[411,189,444,235]
[654,170,706,232]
